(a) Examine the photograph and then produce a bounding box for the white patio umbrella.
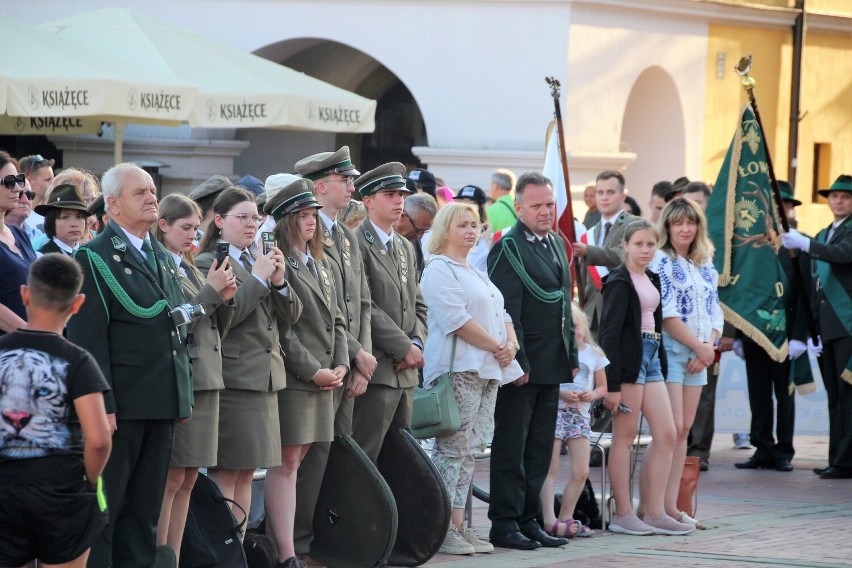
[0,14,197,160]
[41,9,376,135]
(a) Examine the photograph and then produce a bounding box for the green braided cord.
[81,249,171,319]
[491,236,564,304]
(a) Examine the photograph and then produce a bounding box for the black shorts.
[0,475,108,566]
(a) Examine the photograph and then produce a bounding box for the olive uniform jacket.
[487,221,579,383]
[67,222,192,419]
[279,254,348,390]
[356,219,428,389]
[196,250,301,392]
[178,262,235,391]
[321,220,372,362]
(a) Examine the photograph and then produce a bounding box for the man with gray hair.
[67,162,193,568]
[393,192,438,280]
[486,168,518,233]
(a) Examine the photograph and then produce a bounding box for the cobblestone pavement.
[421,434,852,567]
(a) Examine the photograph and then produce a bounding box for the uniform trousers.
[87,420,174,568]
[822,335,852,469]
[488,383,559,537]
[743,339,795,461]
[351,384,413,464]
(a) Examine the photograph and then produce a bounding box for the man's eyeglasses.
[403,211,430,237]
[2,174,26,190]
[224,213,262,226]
[17,190,36,200]
[328,176,354,188]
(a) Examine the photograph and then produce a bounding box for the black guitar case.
[377,428,451,567]
[310,434,398,568]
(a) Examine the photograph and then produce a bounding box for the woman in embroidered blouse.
[421,202,523,555]
[650,197,723,527]
[0,151,37,336]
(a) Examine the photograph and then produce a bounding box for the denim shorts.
[662,334,708,387]
[636,337,664,385]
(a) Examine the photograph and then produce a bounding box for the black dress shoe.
[819,466,852,479]
[775,458,794,472]
[521,527,569,547]
[489,531,541,550]
[813,466,829,475]
[734,456,773,469]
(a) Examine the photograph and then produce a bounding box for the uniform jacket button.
[325,349,331,355]
[211,324,217,330]
[213,346,219,352]
[267,324,273,330]
[326,325,332,332]
[266,347,272,353]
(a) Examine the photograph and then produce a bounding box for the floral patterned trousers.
[431,371,501,508]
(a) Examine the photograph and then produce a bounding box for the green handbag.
[411,336,461,439]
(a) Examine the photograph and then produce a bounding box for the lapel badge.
[364,230,374,244]
[111,236,127,252]
[524,230,535,243]
[124,267,132,274]
[401,274,408,284]
[112,254,121,262]
[379,249,386,256]
[324,237,334,247]
[287,257,299,269]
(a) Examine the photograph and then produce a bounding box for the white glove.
[788,339,807,360]
[732,339,745,359]
[807,336,823,357]
[781,229,810,252]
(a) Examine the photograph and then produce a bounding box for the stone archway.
[234,38,427,178]
[620,66,687,210]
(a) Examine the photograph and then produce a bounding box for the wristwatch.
[271,279,289,290]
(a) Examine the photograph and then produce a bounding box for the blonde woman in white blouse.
[421,202,524,556]
[649,198,723,528]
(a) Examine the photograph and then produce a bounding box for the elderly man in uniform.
[783,174,852,480]
[352,162,427,463]
[486,172,578,550]
[573,170,638,339]
[290,147,376,564]
[67,163,193,568]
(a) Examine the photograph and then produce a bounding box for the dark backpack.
[180,473,248,568]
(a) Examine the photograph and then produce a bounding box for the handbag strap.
[431,257,461,374]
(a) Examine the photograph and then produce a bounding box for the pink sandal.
[548,519,581,538]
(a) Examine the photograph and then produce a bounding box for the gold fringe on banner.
[720,303,787,363]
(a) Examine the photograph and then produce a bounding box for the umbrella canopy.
[42,9,376,133]
[0,14,196,125]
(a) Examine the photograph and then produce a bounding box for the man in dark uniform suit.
[486,172,579,550]
[292,147,376,564]
[352,162,428,463]
[67,163,193,568]
[783,174,852,479]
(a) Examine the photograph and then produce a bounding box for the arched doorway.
[236,38,426,178]
[620,66,686,209]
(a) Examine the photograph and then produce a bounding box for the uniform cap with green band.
[817,174,852,198]
[34,184,88,215]
[264,178,322,222]
[189,174,232,202]
[295,146,360,181]
[355,162,410,198]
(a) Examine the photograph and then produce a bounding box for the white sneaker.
[643,514,695,536]
[609,511,654,536]
[439,526,476,555]
[459,526,494,553]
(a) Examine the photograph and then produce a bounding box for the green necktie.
[141,239,158,276]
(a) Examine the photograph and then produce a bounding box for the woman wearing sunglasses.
[0,151,37,335]
[35,184,89,257]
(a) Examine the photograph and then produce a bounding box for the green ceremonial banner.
[706,103,788,363]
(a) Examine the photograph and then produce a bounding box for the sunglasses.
[18,190,36,200]
[2,174,26,190]
[26,154,46,177]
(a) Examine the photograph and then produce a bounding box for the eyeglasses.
[25,155,45,177]
[403,211,430,237]
[327,176,354,188]
[224,213,262,226]
[17,190,36,200]
[2,174,26,190]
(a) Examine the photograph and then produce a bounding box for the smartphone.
[618,403,632,414]
[262,232,275,255]
[216,242,229,268]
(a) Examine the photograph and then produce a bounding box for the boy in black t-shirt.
[0,254,111,568]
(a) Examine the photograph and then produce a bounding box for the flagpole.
[734,57,819,341]
[545,76,584,307]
